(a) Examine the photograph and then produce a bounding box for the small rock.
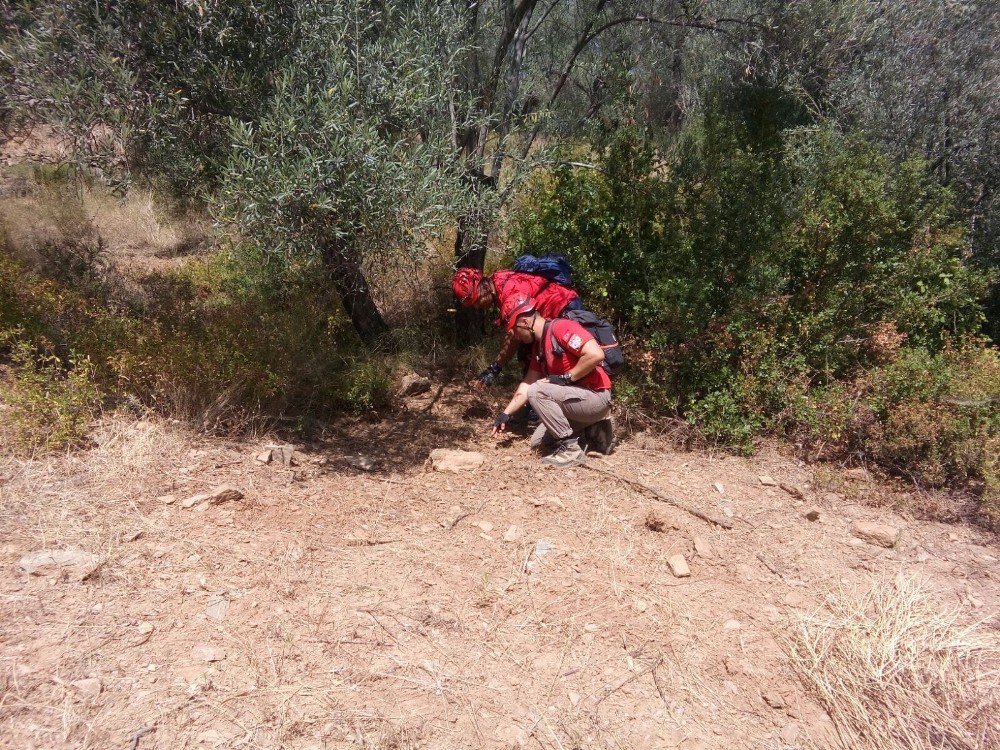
[780,483,804,499]
[502,525,520,543]
[804,508,821,522]
[584,623,600,632]
[762,690,786,709]
[548,497,566,510]
[568,691,581,706]
[527,497,546,507]
[347,454,377,471]
[693,537,715,559]
[255,450,272,464]
[137,622,155,635]
[823,492,845,503]
[667,554,690,578]
[779,723,800,745]
[71,677,102,697]
[398,372,431,397]
[265,444,296,467]
[713,482,725,494]
[722,506,735,518]
[844,467,869,481]
[18,548,100,579]
[429,449,485,473]
[191,645,226,663]
[722,619,742,630]
[476,520,494,533]
[948,532,960,542]
[157,494,177,505]
[783,591,806,607]
[634,599,648,613]
[851,520,900,548]
[759,475,778,486]
[204,599,229,622]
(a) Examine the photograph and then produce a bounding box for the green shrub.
[0,331,101,453]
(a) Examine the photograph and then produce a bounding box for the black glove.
[494,412,511,430]
[476,362,503,386]
[547,373,573,386]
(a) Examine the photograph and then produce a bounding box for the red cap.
[452,268,484,307]
[500,294,536,331]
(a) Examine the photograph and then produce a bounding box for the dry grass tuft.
[790,575,1000,750]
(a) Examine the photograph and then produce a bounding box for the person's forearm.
[501,382,531,415]
[567,348,604,382]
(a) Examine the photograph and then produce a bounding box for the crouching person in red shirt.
[491,295,613,467]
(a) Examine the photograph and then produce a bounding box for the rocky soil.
[1,384,997,750]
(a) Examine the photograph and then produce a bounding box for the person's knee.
[526,381,546,406]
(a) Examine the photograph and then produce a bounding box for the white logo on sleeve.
[568,334,583,350]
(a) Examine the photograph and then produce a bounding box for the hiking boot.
[524,404,541,427]
[584,418,615,455]
[541,437,584,468]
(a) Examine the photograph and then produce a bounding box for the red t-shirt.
[490,270,579,322]
[528,319,612,391]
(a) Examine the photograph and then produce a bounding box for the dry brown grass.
[0,416,189,550]
[790,575,1000,750]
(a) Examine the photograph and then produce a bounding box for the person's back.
[490,270,579,319]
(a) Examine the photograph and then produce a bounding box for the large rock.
[429,449,484,473]
[851,520,900,548]
[398,372,431,397]
[19,548,100,579]
[181,485,244,509]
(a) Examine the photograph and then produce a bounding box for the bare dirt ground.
[2,384,998,750]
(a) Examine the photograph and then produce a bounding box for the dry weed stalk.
[790,575,999,750]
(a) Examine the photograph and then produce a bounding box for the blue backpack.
[513,254,574,288]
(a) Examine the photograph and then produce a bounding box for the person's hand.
[547,373,572,386]
[473,362,502,390]
[491,412,511,436]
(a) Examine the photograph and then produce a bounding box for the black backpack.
[549,310,625,376]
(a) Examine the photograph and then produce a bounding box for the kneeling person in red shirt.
[491,295,613,467]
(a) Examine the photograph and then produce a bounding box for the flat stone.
[71,677,102,697]
[713,482,725,494]
[693,537,715,559]
[137,622,155,635]
[476,520,494,533]
[255,450,272,464]
[759,475,778,486]
[851,520,900,548]
[503,525,520,543]
[667,554,690,578]
[18,548,100,578]
[191,645,226,663]
[722,619,742,630]
[429,449,485,473]
[157,494,177,504]
[347,454,376,471]
[204,599,229,621]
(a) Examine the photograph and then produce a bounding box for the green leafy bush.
[511,119,997,519]
[0,331,101,453]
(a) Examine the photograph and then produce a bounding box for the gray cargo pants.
[527,381,612,441]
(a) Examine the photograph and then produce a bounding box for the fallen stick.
[583,462,733,530]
